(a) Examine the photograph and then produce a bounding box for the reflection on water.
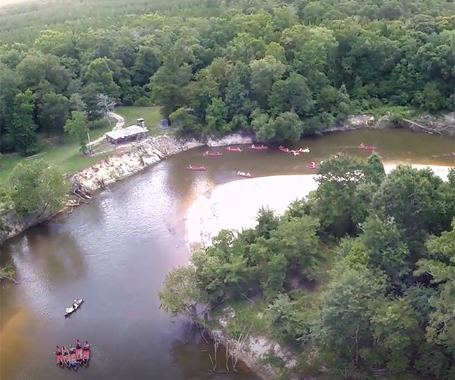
[0,129,453,380]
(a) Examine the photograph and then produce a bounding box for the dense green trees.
[160,154,455,379]
[2,0,455,155]
[9,159,69,217]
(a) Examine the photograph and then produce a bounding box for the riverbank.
[184,164,453,380]
[0,132,253,245]
[1,108,453,246]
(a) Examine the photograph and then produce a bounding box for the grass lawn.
[0,106,164,184]
[0,122,114,183]
[115,106,165,136]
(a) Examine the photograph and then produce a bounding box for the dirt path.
[88,112,125,147]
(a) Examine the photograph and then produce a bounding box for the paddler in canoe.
[55,346,62,355]
[76,340,81,349]
[83,341,90,350]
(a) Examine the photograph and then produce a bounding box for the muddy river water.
[0,129,454,380]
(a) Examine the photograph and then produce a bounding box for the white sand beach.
[185,164,452,250]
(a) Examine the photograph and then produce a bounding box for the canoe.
[290,150,301,156]
[237,171,252,178]
[278,146,290,153]
[186,166,206,171]
[69,349,78,371]
[225,147,242,152]
[62,346,71,369]
[65,299,83,317]
[250,145,268,150]
[298,148,310,153]
[82,342,91,366]
[203,152,223,157]
[56,350,64,367]
[76,341,83,363]
[357,145,376,151]
[442,153,455,157]
[307,164,319,170]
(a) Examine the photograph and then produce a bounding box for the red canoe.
[203,151,223,157]
[61,346,71,368]
[56,351,64,367]
[76,342,83,362]
[82,342,91,365]
[70,349,78,370]
[225,147,243,152]
[250,144,268,150]
[186,166,206,171]
[278,146,290,153]
[357,145,376,151]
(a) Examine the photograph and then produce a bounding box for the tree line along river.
[0,128,454,380]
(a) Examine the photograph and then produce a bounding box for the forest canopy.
[160,154,455,380]
[1,0,455,155]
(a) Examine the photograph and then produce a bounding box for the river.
[0,129,454,380]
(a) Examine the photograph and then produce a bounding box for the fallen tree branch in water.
[0,265,18,284]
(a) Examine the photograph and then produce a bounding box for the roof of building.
[104,125,148,141]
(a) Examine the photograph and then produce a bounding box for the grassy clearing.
[0,106,164,184]
[116,106,165,136]
[0,122,114,183]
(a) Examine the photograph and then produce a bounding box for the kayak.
[358,145,376,151]
[278,146,290,153]
[65,299,83,317]
[82,342,91,366]
[203,151,223,157]
[237,171,252,178]
[225,147,242,152]
[62,346,71,369]
[250,144,268,150]
[186,166,206,171]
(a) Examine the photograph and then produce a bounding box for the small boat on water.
[278,145,290,153]
[443,152,455,157]
[203,151,223,157]
[186,165,206,171]
[65,299,83,317]
[358,143,376,151]
[250,144,268,150]
[76,340,83,364]
[290,150,301,156]
[237,171,252,178]
[68,345,78,371]
[225,147,242,152]
[62,346,71,369]
[307,162,320,170]
[298,147,310,153]
[82,341,91,366]
[55,346,64,367]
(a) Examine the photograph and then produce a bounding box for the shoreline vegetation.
[161,154,455,380]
